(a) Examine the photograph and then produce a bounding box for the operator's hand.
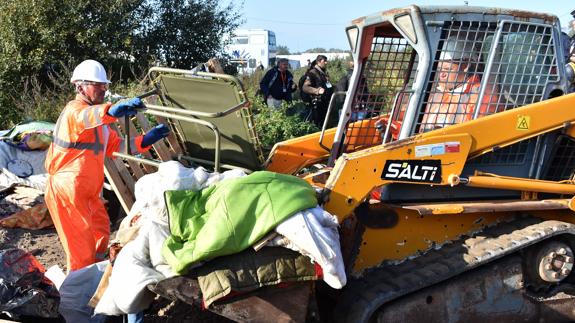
[107,98,145,118]
[142,124,170,147]
[317,87,325,95]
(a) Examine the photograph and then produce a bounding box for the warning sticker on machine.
[415,141,460,157]
[516,116,530,131]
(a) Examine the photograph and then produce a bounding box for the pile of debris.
[0,120,348,323]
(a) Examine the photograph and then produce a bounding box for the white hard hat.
[439,37,480,62]
[70,59,111,83]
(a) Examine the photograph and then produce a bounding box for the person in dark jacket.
[335,60,371,120]
[302,55,334,127]
[259,58,296,108]
[336,60,354,93]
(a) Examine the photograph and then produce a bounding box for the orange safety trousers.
[45,95,148,271]
[45,174,110,271]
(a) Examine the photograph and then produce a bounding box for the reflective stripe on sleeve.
[79,105,106,129]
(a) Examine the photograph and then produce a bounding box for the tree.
[136,0,242,68]
[304,47,349,53]
[0,0,142,126]
[0,0,242,127]
[276,45,290,55]
[305,47,327,53]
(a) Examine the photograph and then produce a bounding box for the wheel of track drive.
[523,239,574,292]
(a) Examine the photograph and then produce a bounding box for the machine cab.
[331,5,574,202]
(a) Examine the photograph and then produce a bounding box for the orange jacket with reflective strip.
[421,75,500,131]
[46,95,148,186]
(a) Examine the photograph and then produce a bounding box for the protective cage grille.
[344,36,417,152]
[418,20,558,134]
[343,18,559,160]
[544,136,575,181]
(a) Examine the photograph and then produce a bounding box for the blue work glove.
[142,124,170,147]
[107,98,145,118]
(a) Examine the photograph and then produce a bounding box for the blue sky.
[236,1,573,52]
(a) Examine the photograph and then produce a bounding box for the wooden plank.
[104,158,134,213]
[211,282,311,323]
[104,111,188,215]
[136,114,172,161]
[155,116,183,156]
[112,157,136,194]
[109,123,146,179]
[126,116,157,174]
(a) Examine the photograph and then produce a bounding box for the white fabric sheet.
[0,141,48,191]
[271,206,347,289]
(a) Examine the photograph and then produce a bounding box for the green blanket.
[162,171,317,274]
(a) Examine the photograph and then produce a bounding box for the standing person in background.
[259,58,297,108]
[206,58,225,74]
[335,60,369,121]
[257,61,265,71]
[44,59,171,272]
[302,55,334,127]
[191,58,225,74]
[336,60,354,93]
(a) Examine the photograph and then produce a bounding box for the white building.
[226,29,277,73]
[277,52,351,70]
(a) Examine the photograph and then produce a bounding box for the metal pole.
[122,89,158,155]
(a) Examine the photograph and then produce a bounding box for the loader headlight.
[346,27,359,53]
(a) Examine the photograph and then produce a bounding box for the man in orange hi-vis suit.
[45,59,170,272]
[420,36,500,132]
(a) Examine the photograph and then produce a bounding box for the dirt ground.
[0,186,231,323]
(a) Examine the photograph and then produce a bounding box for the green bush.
[251,96,319,148]
[243,57,349,147]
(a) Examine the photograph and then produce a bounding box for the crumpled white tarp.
[270,206,346,289]
[95,161,246,315]
[0,141,48,191]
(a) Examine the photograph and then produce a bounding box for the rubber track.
[334,217,575,323]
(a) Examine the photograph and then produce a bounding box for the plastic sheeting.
[0,141,48,192]
[0,248,59,318]
[58,261,107,323]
